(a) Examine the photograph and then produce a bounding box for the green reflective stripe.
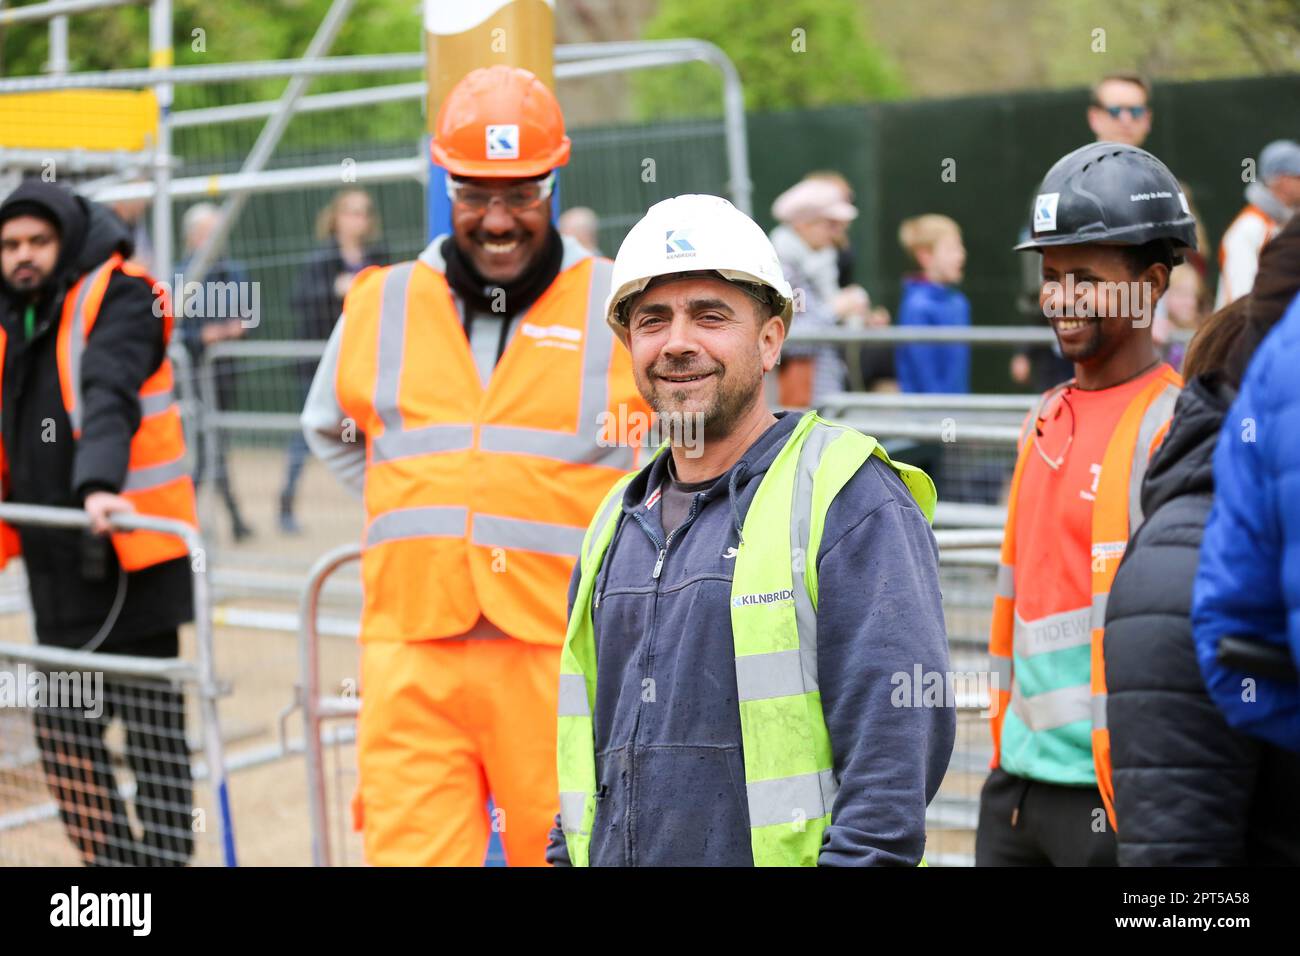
[996,562,1015,599]
[558,672,590,717]
[989,654,1013,685]
[1010,681,1091,732]
[1013,607,1091,658]
[123,455,187,492]
[1128,384,1180,531]
[365,506,466,546]
[65,259,116,436]
[373,423,473,461]
[1092,692,1108,730]
[471,514,586,557]
[139,390,174,418]
[746,768,837,829]
[559,791,588,835]
[1090,592,1109,631]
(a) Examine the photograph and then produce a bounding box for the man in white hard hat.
[548,194,955,866]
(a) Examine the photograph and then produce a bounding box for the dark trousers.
[32,630,195,867]
[975,767,1117,867]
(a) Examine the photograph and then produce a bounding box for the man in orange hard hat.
[301,65,651,866]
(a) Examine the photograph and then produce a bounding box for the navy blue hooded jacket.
[546,411,955,866]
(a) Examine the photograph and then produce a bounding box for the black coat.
[0,183,191,650]
[1104,373,1300,865]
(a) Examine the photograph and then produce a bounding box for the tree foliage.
[632,0,905,120]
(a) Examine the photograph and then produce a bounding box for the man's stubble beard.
[647,357,764,444]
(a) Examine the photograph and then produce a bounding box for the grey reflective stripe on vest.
[1127,383,1180,532]
[733,422,842,706]
[373,261,417,437]
[369,258,632,468]
[1090,592,1108,631]
[374,424,473,462]
[478,259,633,469]
[996,562,1015,599]
[123,455,187,493]
[1091,692,1108,730]
[471,514,586,558]
[139,390,175,418]
[1012,606,1092,658]
[64,260,116,435]
[1009,681,1091,731]
[559,790,588,835]
[747,769,837,829]
[365,505,467,547]
[585,489,626,566]
[558,672,590,717]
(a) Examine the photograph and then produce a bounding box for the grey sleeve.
[813,462,955,866]
[301,315,366,497]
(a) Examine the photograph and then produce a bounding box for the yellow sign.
[0,89,159,151]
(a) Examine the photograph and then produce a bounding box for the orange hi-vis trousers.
[354,636,560,866]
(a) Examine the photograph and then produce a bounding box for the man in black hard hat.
[977,142,1196,866]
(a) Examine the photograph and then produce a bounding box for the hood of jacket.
[0,182,133,305]
[1140,372,1235,516]
[618,410,800,540]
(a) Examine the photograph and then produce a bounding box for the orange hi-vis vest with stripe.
[0,254,198,572]
[335,253,649,645]
[989,364,1182,828]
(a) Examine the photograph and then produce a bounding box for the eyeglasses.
[1095,104,1148,120]
[1032,383,1076,472]
[446,173,556,213]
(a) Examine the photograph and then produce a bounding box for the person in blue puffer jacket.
[895,215,971,394]
[1192,289,1300,754]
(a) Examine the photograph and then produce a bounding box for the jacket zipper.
[620,492,703,865]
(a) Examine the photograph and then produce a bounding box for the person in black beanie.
[0,179,197,866]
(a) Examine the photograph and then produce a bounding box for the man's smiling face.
[625,273,784,440]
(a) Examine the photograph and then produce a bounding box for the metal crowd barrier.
[0,502,235,867]
[296,528,1008,867]
[296,542,362,868]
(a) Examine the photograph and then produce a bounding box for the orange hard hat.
[431,65,571,178]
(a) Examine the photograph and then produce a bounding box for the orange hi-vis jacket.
[0,254,198,571]
[989,364,1182,829]
[335,254,649,646]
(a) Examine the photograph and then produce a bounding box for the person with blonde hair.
[896,214,970,394]
[278,188,387,534]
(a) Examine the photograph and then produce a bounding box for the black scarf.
[441,226,564,322]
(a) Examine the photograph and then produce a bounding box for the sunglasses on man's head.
[1095,104,1148,120]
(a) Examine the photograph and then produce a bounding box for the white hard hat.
[604,194,794,344]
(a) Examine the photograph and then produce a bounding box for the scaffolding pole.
[185,0,356,286]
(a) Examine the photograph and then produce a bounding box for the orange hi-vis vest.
[0,254,198,572]
[989,364,1182,828]
[335,253,649,646]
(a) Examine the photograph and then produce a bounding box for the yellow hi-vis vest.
[557,411,937,866]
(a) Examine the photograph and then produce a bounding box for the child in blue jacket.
[896,215,971,394]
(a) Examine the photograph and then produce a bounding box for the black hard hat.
[1015,142,1197,257]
